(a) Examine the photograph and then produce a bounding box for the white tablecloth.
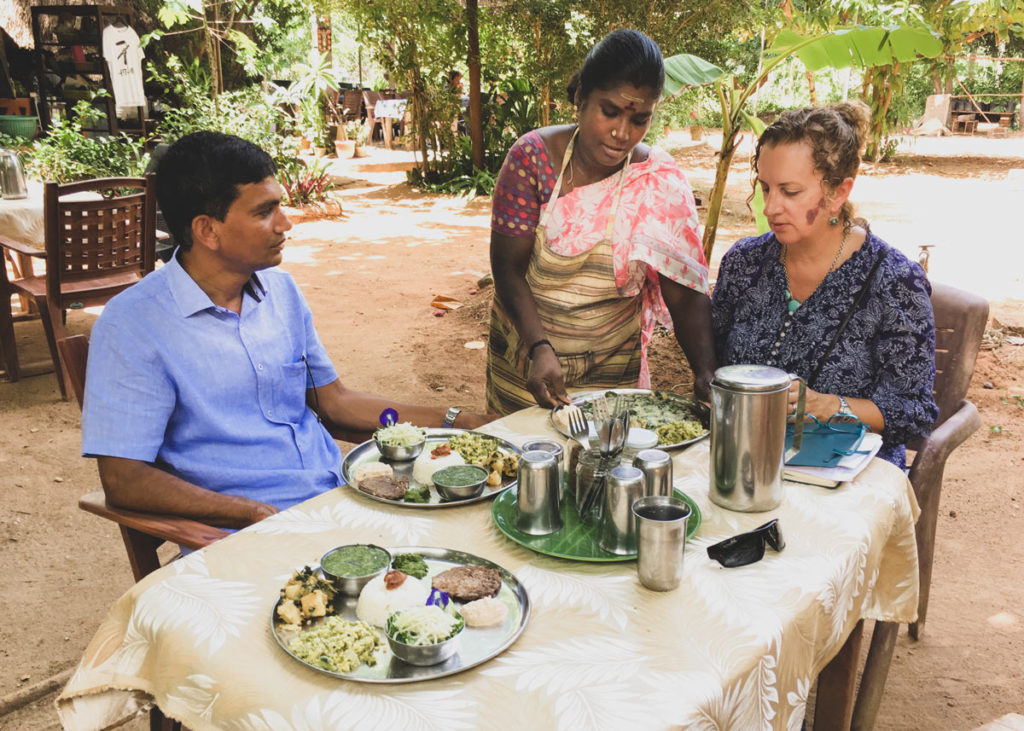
[58,407,919,730]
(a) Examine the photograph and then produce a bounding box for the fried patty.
[431,565,502,601]
[359,475,409,500]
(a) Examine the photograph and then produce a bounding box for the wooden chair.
[362,90,385,143]
[58,334,230,583]
[0,175,156,398]
[848,281,988,728]
[340,89,363,122]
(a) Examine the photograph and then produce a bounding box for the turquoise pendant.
[785,289,801,314]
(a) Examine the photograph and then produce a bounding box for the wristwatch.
[837,395,854,418]
[442,407,462,428]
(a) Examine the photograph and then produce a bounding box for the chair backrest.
[44,174,156,305]
[363,90,384,114]
[341,89,363,119]
[929,281,989,428]
[57,333,89,409]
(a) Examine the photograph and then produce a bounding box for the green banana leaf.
[663,54,724,99]
[768,25,943,72]
[739,110,770,234]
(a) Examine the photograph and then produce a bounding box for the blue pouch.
[785,415,868,468]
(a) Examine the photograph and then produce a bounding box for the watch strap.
[442,406,461,428]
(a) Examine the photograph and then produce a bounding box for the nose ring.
[611,129,617,137]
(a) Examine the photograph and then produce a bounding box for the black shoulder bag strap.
[808,251,887,389]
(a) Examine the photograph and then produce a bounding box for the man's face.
[210,176,292,274]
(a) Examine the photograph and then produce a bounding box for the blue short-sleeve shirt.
[82,253,343,511]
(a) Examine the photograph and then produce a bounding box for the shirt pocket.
[275,361,310,424]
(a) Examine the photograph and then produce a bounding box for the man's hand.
[243,500,279,525]
[526,347,571,409]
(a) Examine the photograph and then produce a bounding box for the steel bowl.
[319,544,392,596]
[374,437,426,462]
[432,464,488,501]
[387,624,464,666]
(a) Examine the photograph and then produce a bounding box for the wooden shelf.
[31,4,146,136]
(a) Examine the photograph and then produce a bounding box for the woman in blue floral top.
[711,102,938,467]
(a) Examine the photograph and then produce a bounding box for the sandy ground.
[1,133,1023,729]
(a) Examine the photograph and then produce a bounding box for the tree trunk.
[701,129,742,264]
[465,0,484,170]
[806,70,817,105]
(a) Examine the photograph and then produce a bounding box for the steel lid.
[712,364,791,392]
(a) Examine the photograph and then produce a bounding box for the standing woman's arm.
[659,275,716,401]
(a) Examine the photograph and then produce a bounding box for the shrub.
[26,97,149,183]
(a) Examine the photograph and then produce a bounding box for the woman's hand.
[526,347,572,409]
[693,371,713,403]
[787,382,840,421]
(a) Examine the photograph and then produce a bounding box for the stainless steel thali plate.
[342,428,521,508]
[550,388,710,450]
[271,546,530,683]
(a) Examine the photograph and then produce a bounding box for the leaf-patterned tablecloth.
[58,407,919,730]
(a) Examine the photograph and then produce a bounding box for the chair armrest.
[908,399,981,491]
[79,490,230,551]
[0,234,45,257]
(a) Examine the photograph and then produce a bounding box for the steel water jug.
[709,365,805,512]
[0,148,28,200]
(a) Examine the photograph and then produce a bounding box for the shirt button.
[258,364,264,370]
[267,410,273,416]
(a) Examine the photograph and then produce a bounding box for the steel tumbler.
[515,449,563,535]
[632,495,691,591]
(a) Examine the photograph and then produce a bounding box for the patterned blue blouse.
[711,231,939,467]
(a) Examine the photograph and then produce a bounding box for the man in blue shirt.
[82,131,488,528]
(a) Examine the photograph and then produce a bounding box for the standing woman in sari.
[486,29,716,415]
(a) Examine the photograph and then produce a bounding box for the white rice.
[461,596,508,628]
[352,461,393,487]
[355,573,430,628]
[411,450,465,486]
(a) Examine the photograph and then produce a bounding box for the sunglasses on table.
[706,519,785,568]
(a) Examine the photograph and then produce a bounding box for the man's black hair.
[155,131,277,251]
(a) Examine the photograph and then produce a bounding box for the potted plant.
[334,119,364,158]
[688,110,704,141]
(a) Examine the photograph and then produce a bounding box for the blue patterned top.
[711,231,939,467]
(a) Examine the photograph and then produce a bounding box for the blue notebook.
[785,418,868,468]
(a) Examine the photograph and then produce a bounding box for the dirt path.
[1,136,1022,729]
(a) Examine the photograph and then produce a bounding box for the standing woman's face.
[575,82,657,168]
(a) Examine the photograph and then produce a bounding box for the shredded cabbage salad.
[386,604,464,645]
[375,422,426,447]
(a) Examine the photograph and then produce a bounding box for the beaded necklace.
[767,223,850,366]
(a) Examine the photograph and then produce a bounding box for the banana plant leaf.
[739,111,770,234]
[768,25,943,72]
[663,54,724,99]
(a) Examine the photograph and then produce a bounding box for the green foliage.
[664,24,944,261]
[0,132,26,150]
[150,54,310,200]
[26,98,149,183]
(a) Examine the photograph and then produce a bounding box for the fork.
[564,404,591,450]
[592,395,611,454]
